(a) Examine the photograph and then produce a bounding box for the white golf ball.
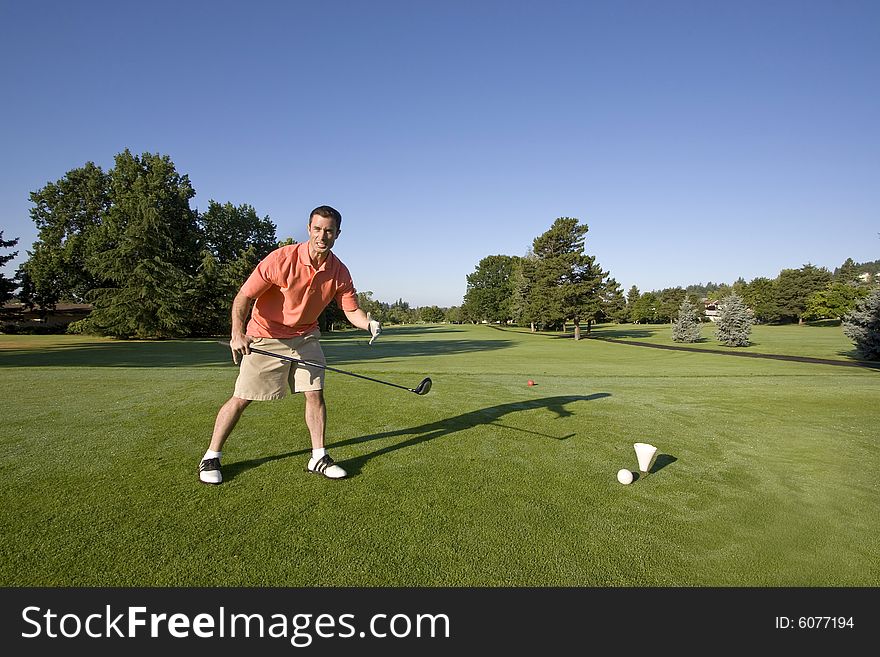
[617,468,633,485]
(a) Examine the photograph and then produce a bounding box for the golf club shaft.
[246,346,419,393]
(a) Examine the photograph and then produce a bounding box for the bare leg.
[209,396,251,452]
[303,390,326,450]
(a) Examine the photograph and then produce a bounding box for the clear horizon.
[2,0,878,307]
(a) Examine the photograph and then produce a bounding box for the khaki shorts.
[233,332,326,400]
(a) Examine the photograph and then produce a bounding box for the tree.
[843,290,880,360]
[73,202,193,338]
[712,282,733,301]
[625,285,640,323]
[69,151,200,338]
[387,298,415,324]
[19,150,284,338]
[510,252,540,330]
[183,250,225,336]
[657,287,686,323]
[318,299,346,332]
[740,277,777,323]
[356,291,385,323]
[630,292,658,324]
[0,232,19,304]
[186,203,279,336]
[17,162,111,308]
[774,264,832,324]
[530,217,609,339]
[463,254,517,323]
[672,296,703,343]
[600,277,628,323]
[445,306,463,323]
[198,201,276,264]
[834,258,862,285]
[802,283,869,321]
[420,305,445,323]
[715,293,754,346]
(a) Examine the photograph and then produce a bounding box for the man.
[198,205,380,484]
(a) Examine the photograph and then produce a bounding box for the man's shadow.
[223,393,611,481]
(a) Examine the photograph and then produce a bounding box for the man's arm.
[230,290,256,363]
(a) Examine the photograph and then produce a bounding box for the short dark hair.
[309,205,342,230]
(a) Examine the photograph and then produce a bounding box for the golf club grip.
[247,346,415,392]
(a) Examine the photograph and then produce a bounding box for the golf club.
[218,341,432,395]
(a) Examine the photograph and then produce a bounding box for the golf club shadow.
[337,393,611,478]
[216,394,611,482]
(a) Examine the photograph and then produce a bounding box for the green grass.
[1,324,878,586]
[587,320,865,362]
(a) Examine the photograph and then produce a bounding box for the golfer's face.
[308,215,339,256]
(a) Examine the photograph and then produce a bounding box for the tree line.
[1,150,877,342]
[625,258,878,326]
[458,224,878,357]
[0,150,462,337]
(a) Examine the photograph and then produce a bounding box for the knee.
[228,396,251,412]
[304,390,325,406]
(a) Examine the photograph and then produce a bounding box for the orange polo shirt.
[240,242,359,338]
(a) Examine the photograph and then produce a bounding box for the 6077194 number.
[775,617,854,629]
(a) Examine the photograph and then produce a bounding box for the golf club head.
[413,377,432,395]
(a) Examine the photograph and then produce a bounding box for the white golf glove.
[367,312,382,345]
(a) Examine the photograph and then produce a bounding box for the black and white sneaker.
[199,457,222,485]
[306,454,347,479]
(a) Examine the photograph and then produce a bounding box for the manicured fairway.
[1,324,877,586]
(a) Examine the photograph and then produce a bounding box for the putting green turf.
[1,324,877,586]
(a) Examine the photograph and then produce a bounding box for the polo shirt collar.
[298,241,336,271]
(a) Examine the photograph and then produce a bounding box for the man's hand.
[230,333,253,364]
[367,312,382,345]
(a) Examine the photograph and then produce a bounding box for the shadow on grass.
[590,336,880,370]
[0,339,231,368]
[0,328,513,368]
[630,454,677,482]
[321,336,513,366]
[488,324,666,341]
[222,393,611,482]
[587,328,658,339]
[323,325,468,338]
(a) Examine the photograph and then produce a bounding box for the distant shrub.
[1,322,65,335]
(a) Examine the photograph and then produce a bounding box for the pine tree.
[625,285,640,323]
[601,277,628,323]
[842,289,880,360]
[530,217,608,339]
[510,253,539,331]
[0,232,19,304]
[834,258,861,285]
[715,293,754,346]
[672,297,702,343]
[75,202,191,338]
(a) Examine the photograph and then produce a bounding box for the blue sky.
[2,0,878,307]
